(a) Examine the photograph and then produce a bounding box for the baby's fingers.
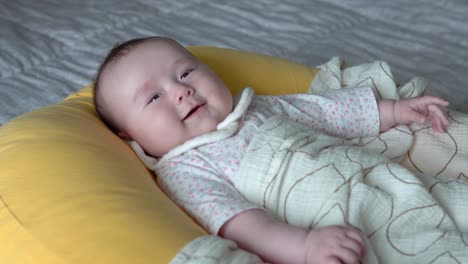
[431,117,444,132]
[333,246,361,264]
[338,240,364,263]
[418,96,449,108]
[428,105,449,132]
[330,227,366,264]
[345,228,366,257]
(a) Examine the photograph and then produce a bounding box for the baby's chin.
[191,121,220,136]
[148,129,217,158]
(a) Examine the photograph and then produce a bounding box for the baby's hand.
[304,225,366,264]
[395,96,449,132]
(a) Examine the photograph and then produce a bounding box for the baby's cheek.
[200,120,219,134]
[148,132,182,157]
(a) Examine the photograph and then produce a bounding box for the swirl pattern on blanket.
[234,116,468,263]
[401,110,468,180]
[311,57,468,181]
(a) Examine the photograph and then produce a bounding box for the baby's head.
[94,36,233,157]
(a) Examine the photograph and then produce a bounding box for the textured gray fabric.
[1,0,467,124]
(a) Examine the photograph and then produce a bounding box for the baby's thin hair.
[93,36,157,133]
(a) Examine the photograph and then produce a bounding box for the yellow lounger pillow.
[0,46,318,263]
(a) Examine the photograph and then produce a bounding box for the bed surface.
[1,0,468,125]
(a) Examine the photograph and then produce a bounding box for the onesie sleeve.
[155,155,261,235]
[271,86,380,138]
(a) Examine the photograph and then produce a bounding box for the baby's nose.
[174,85,194,102]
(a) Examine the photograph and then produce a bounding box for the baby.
[94,36,450,264]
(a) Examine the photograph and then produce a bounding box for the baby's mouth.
[183,103,206,121]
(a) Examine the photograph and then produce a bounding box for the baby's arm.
[378,96,449,132]
[219,209,366,264]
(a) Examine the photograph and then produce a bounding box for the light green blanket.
[170,58,468,263]
[234,115,468,263]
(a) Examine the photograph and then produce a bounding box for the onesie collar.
[129,87,255,170]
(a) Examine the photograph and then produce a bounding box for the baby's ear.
[117,131,132,141]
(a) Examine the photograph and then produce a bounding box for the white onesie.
[131,86,380,234]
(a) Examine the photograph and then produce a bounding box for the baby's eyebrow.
[134,81,152,104]
[173,56,195,68]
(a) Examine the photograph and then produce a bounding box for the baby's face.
[99,38,233,157]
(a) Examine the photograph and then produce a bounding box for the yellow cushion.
[0,46,318,263]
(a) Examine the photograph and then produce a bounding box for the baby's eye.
[148,94,160,104]
[180,70,193,79]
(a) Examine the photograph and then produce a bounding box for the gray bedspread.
[1,0,467,125]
